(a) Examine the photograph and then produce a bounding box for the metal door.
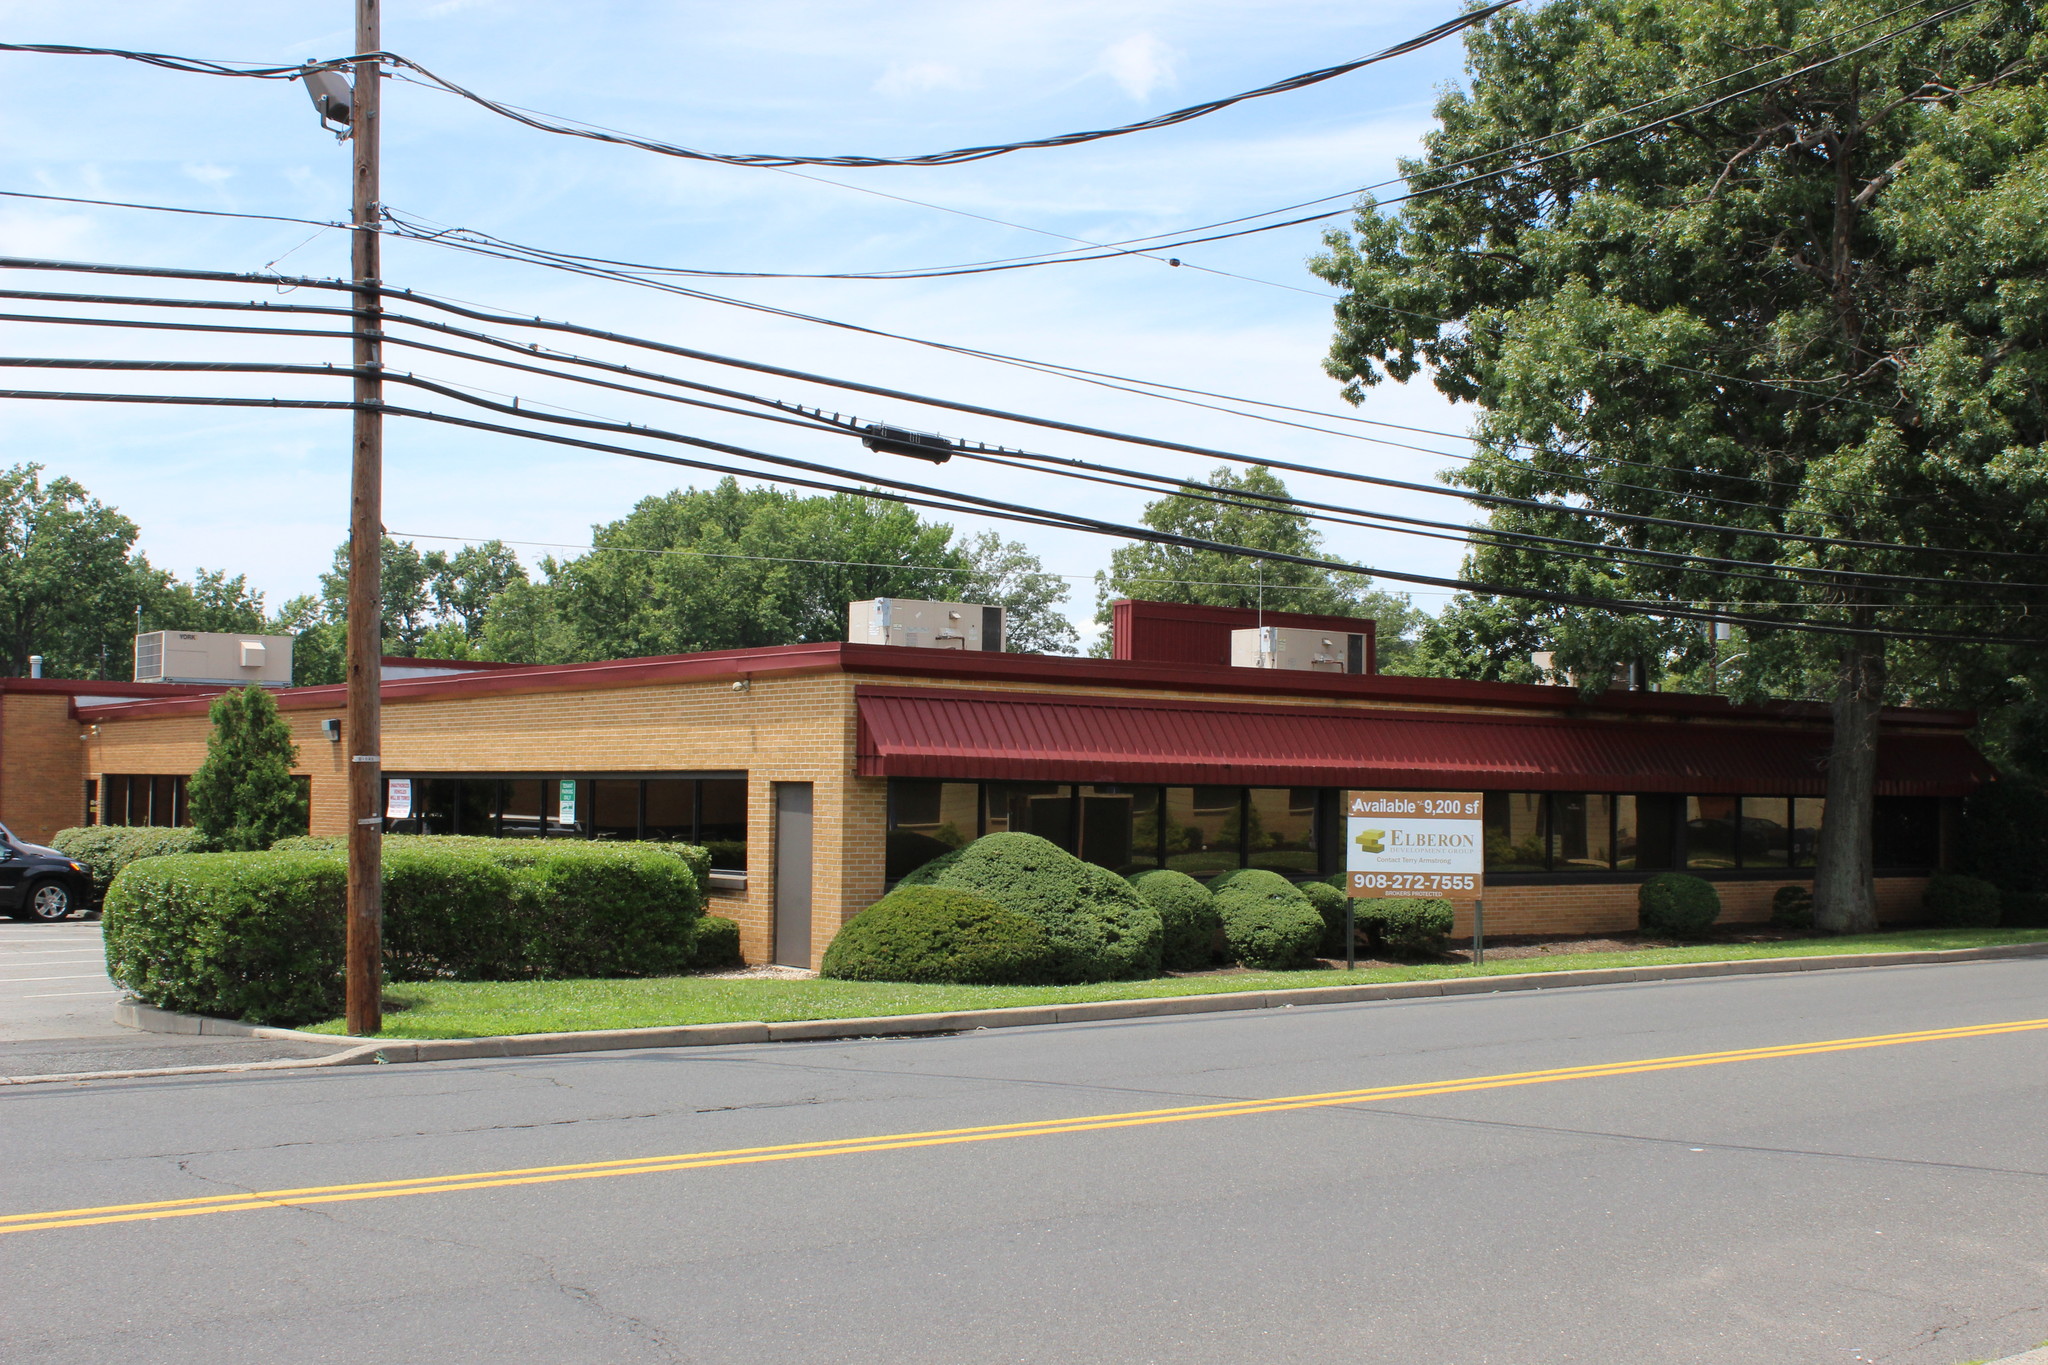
[773,783,814,968]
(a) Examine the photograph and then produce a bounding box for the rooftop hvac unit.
[1229,626,1367,675]
[133,631,295,686]
[848,598,1005,652]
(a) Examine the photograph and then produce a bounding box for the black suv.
[0,824,91,922]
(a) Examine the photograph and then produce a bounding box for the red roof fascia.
[70,639,1982,735]
[853,686,1992,796]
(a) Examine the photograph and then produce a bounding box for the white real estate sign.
[1344,790,1484,900]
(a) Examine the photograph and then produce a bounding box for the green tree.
[425,540,527,641]
[186,686,307,850]
[1091,465,1421,662]
[319,535,433,656]
[492,479,1073,661]
[1312,1,2048,930]
[0,464,161,678]
[149,569,268,636]
[959,531,1078,655]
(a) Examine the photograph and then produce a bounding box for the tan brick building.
[0,603,1989,965]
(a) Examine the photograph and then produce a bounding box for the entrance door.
[773,783,814,967]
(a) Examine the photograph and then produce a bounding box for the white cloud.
[181,163,235,187]
[1098,33,1177,102]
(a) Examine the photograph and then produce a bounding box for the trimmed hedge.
[104,837,716,1026]
[1208,869,1322,970]
[1923,872,2001,928]
[900,833,1162,981]
[1769,885,1815,933]
[1359,897,1454,954]
[1128,869,1220,970]
[820,886,1056,984]
[1638,872,1721,939]
[51,826,212,903]
[104,852,346,1026]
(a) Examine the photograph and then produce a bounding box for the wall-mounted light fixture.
[731,679,751,692]
[322,718,342,742]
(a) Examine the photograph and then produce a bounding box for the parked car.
[0,824,92,921]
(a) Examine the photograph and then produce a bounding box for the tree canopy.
[1092,465,1421,661]
[474,480,1076,663]
[1311,0,2048,929]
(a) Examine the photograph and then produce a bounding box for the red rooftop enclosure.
[1109,599,1378,673]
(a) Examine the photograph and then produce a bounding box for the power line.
[5,381,2038,646]
[7,257,2041,568]
[7,344,1969,595]
[2,6,1515,168]
[13,351,2042,603]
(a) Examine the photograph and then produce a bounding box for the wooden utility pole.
[344,0,384,1036]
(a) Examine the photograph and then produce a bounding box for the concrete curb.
[1984,1349,2048,1365]
[18,939,2043,1086]
[112,998,370,1045]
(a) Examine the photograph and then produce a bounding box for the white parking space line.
[25,990,119,998]
[0,974,111,983]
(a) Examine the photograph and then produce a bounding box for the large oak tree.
[1312,1,2048,930]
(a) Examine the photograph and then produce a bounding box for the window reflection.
[1484,792,1548,871]
[1247,787,1317,875]
[1686,796,1740,869]
[1166,787,1241,879]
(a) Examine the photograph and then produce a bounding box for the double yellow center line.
[6,1015,2044,1237]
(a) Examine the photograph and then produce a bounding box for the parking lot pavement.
[0,919,346,1077]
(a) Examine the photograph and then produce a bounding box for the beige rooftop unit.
[1229,625,1367,675]
[133,631,295,686]
[848,598,1005,652]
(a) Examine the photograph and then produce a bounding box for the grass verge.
[302,927,2048,1039]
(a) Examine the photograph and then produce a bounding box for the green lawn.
[304,927,2048,1040]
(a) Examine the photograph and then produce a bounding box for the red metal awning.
[855,687,1991,796]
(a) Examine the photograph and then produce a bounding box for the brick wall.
[1446,875,1931,937]
[69,663,1955,965]
[1,694,88,842]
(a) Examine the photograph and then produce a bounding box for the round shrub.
[1208,867,1303,902]
[901,833,1162,981]
[1638,872,1722,939]
[1128,869,1220,970]
[1769,884,1814,934]
[1923,872,2001,928]
[1297,878,1351,956]
[1358,897,1455,954]
[1216,891,1323,970]
[821,886,1056,984]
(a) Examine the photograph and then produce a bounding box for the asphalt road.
[4,960,2045,1365]
[0,920,347,1077]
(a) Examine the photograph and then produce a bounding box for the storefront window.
[544,779,586,838]
[699,779,748,870]
[1076,785,1148,874]
[1791,797,1824,866]
[1247,787,1318,875]
[1873,796,1940,868]
[591,779,640,840]
[1484,792,1548,871]
[1166,787,1241,878]
[1740,796,1791,868]
[1618,795,1680,870]
[1126,786,1163,874]
[500,779,545,837]
[986,782,1074,850]
[1686,796,1740,869]
[888,780,980,880]
[1551,793,1613,872]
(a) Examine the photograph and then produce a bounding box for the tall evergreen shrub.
[186,686,307,851]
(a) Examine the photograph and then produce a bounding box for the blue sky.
[1,0,1487,645]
